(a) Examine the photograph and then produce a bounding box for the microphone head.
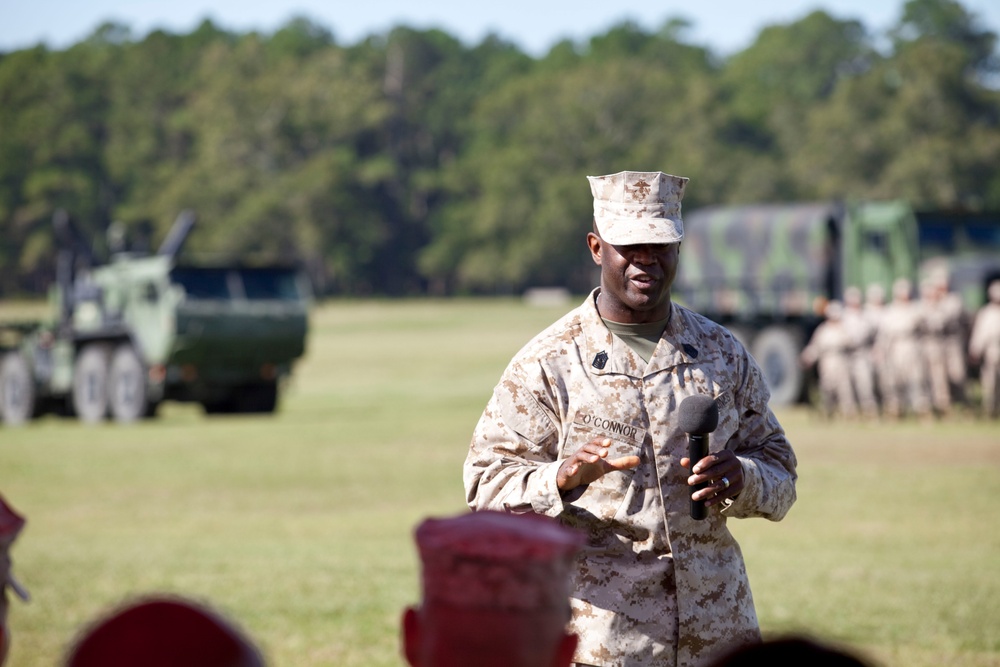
[678,395,719,434]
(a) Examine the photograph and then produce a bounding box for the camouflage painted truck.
[672,201,1000,406]
[0,211,311,426]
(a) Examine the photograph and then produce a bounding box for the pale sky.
[2,0,998,57]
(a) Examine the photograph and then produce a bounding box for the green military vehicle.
[674,200,1000,406]
[0,211,310,426]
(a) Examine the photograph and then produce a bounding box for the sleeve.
[968,310,986,358]
[722,349,798,521]
[463,370,568,518]
[799,328,821,367]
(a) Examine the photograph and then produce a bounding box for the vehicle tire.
[72,344,111,424]
[108,344,149,423]
[235,381,278,414]
[750,326,805,407]
[0,352,36,426]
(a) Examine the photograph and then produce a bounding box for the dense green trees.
[1,0,997,296]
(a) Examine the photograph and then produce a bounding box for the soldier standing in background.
[800,301,858,419]
[920,278,955,417]
[936,277,969,409]
[841,287,879,420]
[874,278,932,420]
[969,280,1000,419]
[864,283,890,414]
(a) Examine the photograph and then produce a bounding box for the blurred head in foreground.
[65,595,265,667]
[0,495,28,667]
[708,636,873,667]
[402,510,584,667]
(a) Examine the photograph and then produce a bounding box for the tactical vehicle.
[673,201,1000,406]
[0,211,310,426]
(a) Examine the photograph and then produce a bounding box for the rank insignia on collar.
[682,343,698,358]
[593,351,609,369]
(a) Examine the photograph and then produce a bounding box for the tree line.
[0,0,997,297]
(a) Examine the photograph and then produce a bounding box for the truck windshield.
[916,213,1000,257]
[240,268,302,300]
[171,267,303,301]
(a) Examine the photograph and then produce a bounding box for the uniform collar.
[583,289,707,378]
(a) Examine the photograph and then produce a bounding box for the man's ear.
[553,632,579,667]
[401,607,421,666]
[586,232,602,266]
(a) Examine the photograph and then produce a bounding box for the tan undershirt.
[601,317,669,363]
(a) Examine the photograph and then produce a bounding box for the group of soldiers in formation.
[800,277,1000,420]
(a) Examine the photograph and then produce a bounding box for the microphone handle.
[689,433,709,520]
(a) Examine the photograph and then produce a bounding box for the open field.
[1,298,999,666]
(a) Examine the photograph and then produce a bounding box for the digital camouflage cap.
[588,170,688,245]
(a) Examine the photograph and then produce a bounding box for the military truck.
[0,211,311,425]
[673,200,1000,406]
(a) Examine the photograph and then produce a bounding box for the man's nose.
[630,245,655,264]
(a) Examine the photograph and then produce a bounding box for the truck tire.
[751,326,805,407]
[72,344,111,423]
[109,344,149,423]
[0,352,36,426]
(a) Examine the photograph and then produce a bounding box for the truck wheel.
[109,344,149,423]
[751,326,805,407]
[72,344,111,423]
[0,352,36,426]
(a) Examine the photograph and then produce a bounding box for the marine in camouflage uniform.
[969,280,1000,419]
[464,171,797,667]
[936,278,969,408]
[800,301,858,419]
[919,279,966,416]
[841,287,879,419]
[863,283,891,414]
[874,279,931,419]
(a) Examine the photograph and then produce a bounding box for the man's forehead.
[606,240,680,250]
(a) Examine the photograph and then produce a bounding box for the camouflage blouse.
[464,289,798,667]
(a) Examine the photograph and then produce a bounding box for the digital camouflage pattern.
[588,171,688,246]
[464,290,798,667]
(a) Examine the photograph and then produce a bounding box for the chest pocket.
[560,418,647,523]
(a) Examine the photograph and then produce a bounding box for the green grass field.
[2,299,999,666]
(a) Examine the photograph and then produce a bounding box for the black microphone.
[679,395,719,520]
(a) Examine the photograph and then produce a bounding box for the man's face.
[587,232,679,323]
